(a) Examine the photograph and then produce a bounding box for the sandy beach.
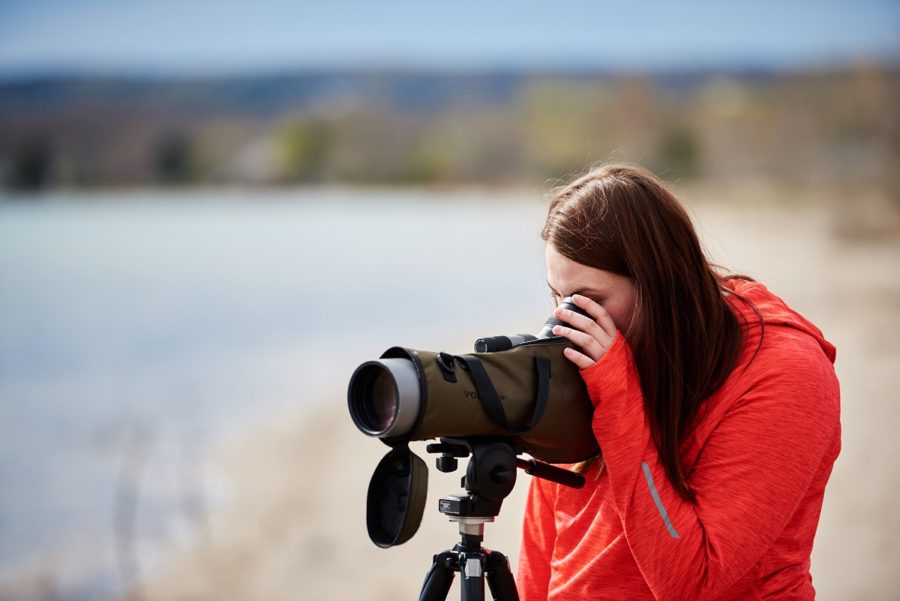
[7,185,896,601]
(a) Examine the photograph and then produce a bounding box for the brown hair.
[541,163,745,501]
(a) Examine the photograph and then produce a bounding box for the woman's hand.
[552,294,619,369]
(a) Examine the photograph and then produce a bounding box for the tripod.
[417,439,584,601]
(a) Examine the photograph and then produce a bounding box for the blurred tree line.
[0,65,897,198]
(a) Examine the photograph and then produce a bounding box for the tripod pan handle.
[517,458,585,489]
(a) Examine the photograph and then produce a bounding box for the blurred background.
[0,1,898,600]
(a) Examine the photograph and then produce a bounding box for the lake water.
[0,187,553,599]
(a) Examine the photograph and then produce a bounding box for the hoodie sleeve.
[580,332,840,601]
[517,476,557,601]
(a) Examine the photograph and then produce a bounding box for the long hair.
[541,163,745,501]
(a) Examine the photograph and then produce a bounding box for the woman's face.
[545,244,638,338]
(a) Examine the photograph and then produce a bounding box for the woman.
[518,164,840,600]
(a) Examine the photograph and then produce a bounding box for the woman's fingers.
[553,294,621,367]
[571,294,618,339]
[562,346,596,370]
[554,305,613,347]
[552,324,605,362]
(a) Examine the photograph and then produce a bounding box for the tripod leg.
[461,552,485,601]
[419,551,456,601]
[485,551,519,601]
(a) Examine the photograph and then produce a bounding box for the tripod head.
[426,437,586,523]
[427,438,517,523]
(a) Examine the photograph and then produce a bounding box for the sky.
[0,0,898,76]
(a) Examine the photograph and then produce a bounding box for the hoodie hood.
[724,278,836,364]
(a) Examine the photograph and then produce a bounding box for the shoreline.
[128,396,530,601]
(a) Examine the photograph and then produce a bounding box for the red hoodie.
[517,280,841,600]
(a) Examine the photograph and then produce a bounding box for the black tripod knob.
[465,443,516,501]
[436,455,458,472]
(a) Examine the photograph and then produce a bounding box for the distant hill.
[0,70,532,115]
[1,66,896,191]
[0,67,788,114]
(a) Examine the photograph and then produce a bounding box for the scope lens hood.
[366,444,428,548]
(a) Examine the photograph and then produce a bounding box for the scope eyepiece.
[475,297,589,353]
[537,296,589,339]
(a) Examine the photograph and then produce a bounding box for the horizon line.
[1,55,898,82]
